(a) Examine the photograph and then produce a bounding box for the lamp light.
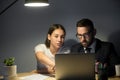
[24,0,49,7]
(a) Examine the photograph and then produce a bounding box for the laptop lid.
[55,53,95,80]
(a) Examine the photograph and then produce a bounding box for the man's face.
[76,27,95,47]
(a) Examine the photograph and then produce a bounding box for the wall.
[0,0,120,73]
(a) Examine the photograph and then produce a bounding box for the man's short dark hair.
[76,18,95,32]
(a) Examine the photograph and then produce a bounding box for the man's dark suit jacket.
[70,38,119,77]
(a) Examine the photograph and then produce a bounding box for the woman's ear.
[48,34,51,40]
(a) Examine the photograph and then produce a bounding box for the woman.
[34,24,66,74]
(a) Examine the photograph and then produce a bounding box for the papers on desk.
[20,74,49,80]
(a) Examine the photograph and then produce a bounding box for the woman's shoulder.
[34,44,47,52]
[35,44,46,47]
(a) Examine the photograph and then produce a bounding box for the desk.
[0,72,120,80]
[17,72,56,80]
[18,72,120,80]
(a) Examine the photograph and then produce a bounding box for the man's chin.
[81,43,88,47]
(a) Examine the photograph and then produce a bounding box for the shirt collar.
[88,39,96,53]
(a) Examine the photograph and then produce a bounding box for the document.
[20,74,49,80]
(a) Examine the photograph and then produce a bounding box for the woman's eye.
[55,36,58,38]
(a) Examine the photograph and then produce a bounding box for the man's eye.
[84,33,89,36]
[77,34,82,36]
[61,36,65,39]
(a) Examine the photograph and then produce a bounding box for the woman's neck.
[50,46,59,55]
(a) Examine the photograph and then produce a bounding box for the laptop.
[55,53,95,80]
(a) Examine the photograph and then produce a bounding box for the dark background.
[0,0,120,73]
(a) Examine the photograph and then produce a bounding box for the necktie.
[84,47,91,53]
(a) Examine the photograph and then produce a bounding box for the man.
[71,18,119,76]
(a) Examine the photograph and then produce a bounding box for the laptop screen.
[55,53,95,80]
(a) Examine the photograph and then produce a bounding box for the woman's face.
[48,28,65,49]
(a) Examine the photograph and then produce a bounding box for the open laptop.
[55,53,95,80]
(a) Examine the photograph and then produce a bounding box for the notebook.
[55,53,95,80]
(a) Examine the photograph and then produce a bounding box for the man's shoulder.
[70,43,82,52]
[71,43,82,48]
[96,39,114,47]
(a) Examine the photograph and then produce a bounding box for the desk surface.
[18,72,120,80]
[0,72,120,80]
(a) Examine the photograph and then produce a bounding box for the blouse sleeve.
[34,44,46,53]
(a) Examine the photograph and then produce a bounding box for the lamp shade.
[24,0,49,7]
